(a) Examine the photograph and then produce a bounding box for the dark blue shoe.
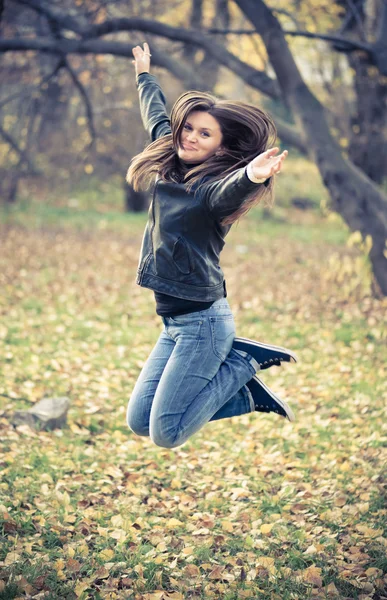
[246,376,295,422]
[233,336,297,370]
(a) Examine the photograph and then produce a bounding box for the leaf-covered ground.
[0,199,386,600]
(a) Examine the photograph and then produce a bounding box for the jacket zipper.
[139,252,152,284]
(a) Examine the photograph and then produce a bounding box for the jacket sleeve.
[199,167,271,220]
[136,72,172,141]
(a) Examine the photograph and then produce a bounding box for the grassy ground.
[0,166,386,599]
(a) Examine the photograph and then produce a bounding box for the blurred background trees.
[1,0,386,292]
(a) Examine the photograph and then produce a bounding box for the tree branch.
[3,5,307,152]
[207,26,372,52]
[0,35,281,99]
[374,0,387,74]
[16,0,85,35]
[64,57,96,147]
[0,57,63,109]
[11,4,282,99]
[0,125,40,174]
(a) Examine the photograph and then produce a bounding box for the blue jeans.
[126,298,257,448]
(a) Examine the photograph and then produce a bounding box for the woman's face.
[177,110,223,164]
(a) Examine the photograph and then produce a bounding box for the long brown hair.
[126,89,277,225]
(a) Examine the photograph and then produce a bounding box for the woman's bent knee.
[126,408,150,437]
[150,430,183,449]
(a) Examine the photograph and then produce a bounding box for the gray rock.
[12,396,70,430]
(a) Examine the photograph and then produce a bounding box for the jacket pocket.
[209,315,235,362]
[172,237,193,275]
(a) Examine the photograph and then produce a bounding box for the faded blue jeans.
[126,298,257,448]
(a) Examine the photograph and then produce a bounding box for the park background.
[0,0,386,599]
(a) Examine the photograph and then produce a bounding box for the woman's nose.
[187,131,197,142]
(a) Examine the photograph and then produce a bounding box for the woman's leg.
[149,300,256,448]
[126,328,175,437]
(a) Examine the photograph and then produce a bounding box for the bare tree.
[1,0,387,293]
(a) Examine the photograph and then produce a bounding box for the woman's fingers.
[266,147,279,158]
[132,43,151,73]
[273,150,287,174]
[132,42,150,55]
[265,148,287,161]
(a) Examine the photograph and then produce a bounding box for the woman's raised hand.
[249,147,288,180]
[132,42,152,77]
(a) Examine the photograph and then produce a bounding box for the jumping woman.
[126,43,297,449]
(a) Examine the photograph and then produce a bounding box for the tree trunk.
[235,0,387,295]
[125,183,149,212]
[333,0,387,184]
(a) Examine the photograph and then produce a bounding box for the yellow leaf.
[257,556,276,575]
[209,565,225,579]
[74,581,90,597]
[302,565,323,587]
[144,592,164,600]
[334,494,347,507]
[325,582,339,596]
[154,556,165,564]
[184,564,200,578]
[93,566,109,579]
[111,514,123,527]
[77,544,89,557]
[221,520,234,532]
[4,552,21,566]
[260,523,274,535]
[166,518,184,529]
[257,556,275,566]
[156,541,168,552]
[181,546,194,556]
[109,529,127,541]
[64,514,77,523]
[99,548,114,561]
[54,559,65,571]
[356,525,383,538]
[365,567,382,577]
[192,527,210,535]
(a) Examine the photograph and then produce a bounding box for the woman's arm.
[199,148,287,220]
[132,43,172,141]
[199,167,268,220]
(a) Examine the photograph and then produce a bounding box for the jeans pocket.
[169,315,203,326]
[209,315,235,362]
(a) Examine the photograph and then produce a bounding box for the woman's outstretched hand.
[132,42,152,77]
[249,147,288,180]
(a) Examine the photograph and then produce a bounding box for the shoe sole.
[253,375,295,422]
[234,336,298,363]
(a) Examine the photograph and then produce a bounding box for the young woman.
[126,43,297,449]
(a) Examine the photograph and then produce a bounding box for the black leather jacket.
[135,72,270,302]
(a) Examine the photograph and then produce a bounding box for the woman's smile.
[177,110,223,163]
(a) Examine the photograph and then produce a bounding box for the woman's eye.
[183,124,209,137]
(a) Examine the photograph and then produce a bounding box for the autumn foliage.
[0,197,386,598]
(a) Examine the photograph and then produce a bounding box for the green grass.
[0,171,386,599]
